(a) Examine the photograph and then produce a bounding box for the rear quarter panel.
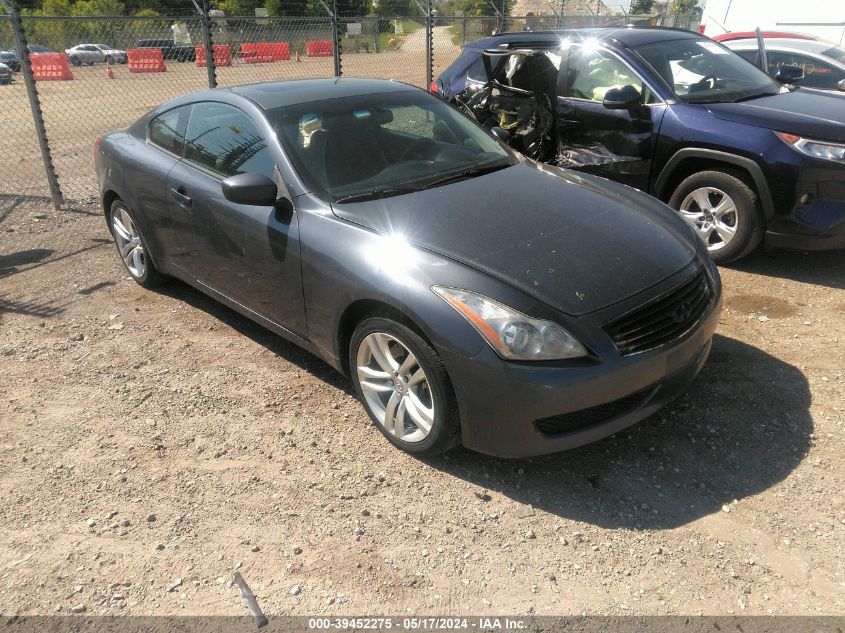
[97,127,179,272]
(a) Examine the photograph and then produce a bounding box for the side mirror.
[490,126,511,142]
[221,172,278,206]
[774,64,804,85]
[602,84,642,110]
[837,78,845,92]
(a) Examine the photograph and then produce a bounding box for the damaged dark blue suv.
[435,27,845,263]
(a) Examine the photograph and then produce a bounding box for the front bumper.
[763,145,845,252]
[438,288,722,458]
[766,197,845,251]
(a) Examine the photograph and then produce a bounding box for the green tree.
[211,0,257,16]
[265,0,311,15]
[72,0,124,15]
[672,0,699,14]
[629,0,653,15]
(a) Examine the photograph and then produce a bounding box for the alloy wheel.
[111,206,146,279]
[356,332,435,444]
[678,186,739,252]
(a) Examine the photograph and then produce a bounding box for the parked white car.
[65,44,128,66]
[0,62,11,85]
[718,36,845,92]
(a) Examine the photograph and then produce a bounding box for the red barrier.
[306,41,333,57]
[239,43,290,63]
[240,43,272,63]
[127,49,166,73]
[196,44,232,67]
[31,54,73,81]
[268,42,290,61]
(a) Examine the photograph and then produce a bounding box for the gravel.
[0,199,843,616]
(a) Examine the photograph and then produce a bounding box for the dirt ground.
[0,26,460,200]
[0,194,843,618]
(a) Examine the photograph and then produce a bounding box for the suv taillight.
[93,137,102,161]
[430,80,439,94]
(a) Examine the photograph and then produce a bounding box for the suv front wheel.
[669,169,763,264]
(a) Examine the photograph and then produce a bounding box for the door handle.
[170,187,192,208]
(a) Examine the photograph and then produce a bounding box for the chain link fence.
[209,16,335,88]
[0,7,699,205]
[1,15,50,198]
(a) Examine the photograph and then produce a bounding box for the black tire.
[350,316,460,457]
[108,199,164,289]
[104,55,113,64]
[69,56,81,67]
[668,169,764,264]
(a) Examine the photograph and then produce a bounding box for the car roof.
[722,38,838,55]
[220,78,420,109]
[467,26,705,50]
[712,31,816,42]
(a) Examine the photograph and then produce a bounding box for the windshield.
[633,37,782,103]
[267,90,515,202]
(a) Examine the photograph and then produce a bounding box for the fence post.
[332,0,341,77]
[3,0,63,210]
[193,0,217,88]
[374,18,379,54]
[461,16,467,45]
[425,0,432,89]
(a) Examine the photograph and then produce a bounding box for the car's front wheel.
[108,200,163,288]
[350,317,460,457]
[669,169,763,264]
[69,56,81,66]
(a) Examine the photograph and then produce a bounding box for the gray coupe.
[95,78,722,458]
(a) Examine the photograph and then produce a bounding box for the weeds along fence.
[0,6,697,206]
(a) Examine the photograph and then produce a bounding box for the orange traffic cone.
[295,50,301,62]
[106,66,115,79]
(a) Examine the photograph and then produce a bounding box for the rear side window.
[183,102,274,179]
[148,106,187,155]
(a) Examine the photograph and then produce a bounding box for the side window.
[566,46,655,103]
[183,102,274,179]
[148,106,187,156]
[767,51,845,90]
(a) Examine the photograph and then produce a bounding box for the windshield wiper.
[732,91,777,103]
[419,161,512,190]
[334,186,423,204]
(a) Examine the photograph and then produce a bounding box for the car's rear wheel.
[104,55,113,64]
[669,169,763,264]
[350,317,460,457]
[109,200,163,289]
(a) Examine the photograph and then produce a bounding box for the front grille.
[534,389,651,435]
[604,271,712,356]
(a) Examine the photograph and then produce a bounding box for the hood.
[331,161,697,316]
[706,89,845,142]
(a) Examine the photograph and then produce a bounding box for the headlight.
[775,131,845,164]
[432,286,587,361]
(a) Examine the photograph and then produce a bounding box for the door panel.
[164,161,242,294]
[557,45,666,190]
[557,99,666,188]
[166,101,307,335]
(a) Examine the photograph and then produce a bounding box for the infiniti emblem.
[671,301,693,324]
